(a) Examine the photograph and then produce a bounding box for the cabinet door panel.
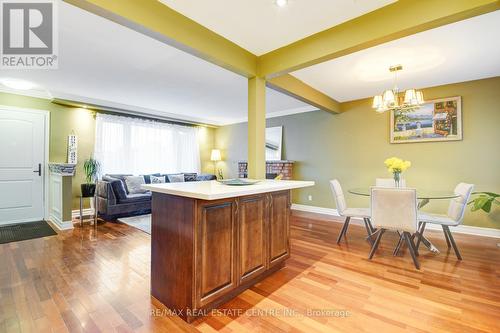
[269,191,290,266]
[196,200,237,307]
[239,195,267,282]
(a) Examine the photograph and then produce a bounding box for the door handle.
[33,163,41,176]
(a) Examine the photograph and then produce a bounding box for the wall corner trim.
[47,217,74,231]
[291,204,500,239]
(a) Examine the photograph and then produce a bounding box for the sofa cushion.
[184,173,198,182]
[124,176,147,194]
[109,179,128,200]
[167,174,185,183]
[143,173,161,184]
[118,192,152,204]
[105,174,133,193]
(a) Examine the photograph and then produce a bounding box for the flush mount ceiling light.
[372,65,425,114]
[275,0,288,7]
[0,78,38,91]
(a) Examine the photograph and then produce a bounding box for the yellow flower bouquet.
[384,157,411,187]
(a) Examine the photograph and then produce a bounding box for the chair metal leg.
[79,196,83,227]
[408,232,419,253]
[414,222,426,256]
[443,225,462,260]
[369,229,385,259]
[418,235,440,254]
[411,222,420,241]
[442,225,451,248]
[404,232,420,270]
[366,218,376,234]
[363,218,374,245]
[393,231,404,256]
[336,216,350,244]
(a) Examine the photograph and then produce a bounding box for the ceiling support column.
[247,76,266,179]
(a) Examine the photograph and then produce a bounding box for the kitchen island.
[143,179,314,322]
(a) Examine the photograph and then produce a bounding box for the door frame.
[0,104,50,222]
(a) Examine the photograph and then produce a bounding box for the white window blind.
[94,113,200,175]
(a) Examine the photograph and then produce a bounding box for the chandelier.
[372,65,424,113]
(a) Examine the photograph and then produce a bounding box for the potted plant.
[81,157,100,197]
[468,192,499,247]
[468,192,499,213]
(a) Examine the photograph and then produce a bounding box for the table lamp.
[210,149,223,179]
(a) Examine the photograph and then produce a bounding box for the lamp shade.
[404,89,417,105]
[382,89,396,106]
[210,149,221,161]
[372,95,383,109]
[416,91,425,104]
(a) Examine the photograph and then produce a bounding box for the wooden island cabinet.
[144,180,313,322]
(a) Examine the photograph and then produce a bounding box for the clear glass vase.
[393,171,401,188]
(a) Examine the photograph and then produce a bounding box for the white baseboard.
[291,204,500,239]
[48,215,74,231]
[72,208,94,219]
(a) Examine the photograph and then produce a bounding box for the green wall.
[215,77,500,229]
[198,126,216,174]
[0,92,216,211]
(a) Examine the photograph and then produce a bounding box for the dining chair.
[375,178,407,187]
[369,187,421,269]
[329,179,375,244]
[417,183,474,260]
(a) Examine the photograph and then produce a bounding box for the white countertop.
[142,179,315,200]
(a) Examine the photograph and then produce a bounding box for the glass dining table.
[348,187,459,254]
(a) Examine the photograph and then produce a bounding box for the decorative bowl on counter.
[217,179,260,186]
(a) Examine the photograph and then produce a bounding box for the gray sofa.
[96,173,216,220]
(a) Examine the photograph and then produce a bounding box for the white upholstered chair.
[329,179,375,244]
[375,178,407,187]
[369,187,421,269]
[417,183,474,260]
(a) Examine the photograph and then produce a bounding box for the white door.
[0,108,46,225]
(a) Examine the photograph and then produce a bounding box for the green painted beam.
[64,0,258,77]
[248,77,266,179]
[267,75,341,114]
[258,0,500,78]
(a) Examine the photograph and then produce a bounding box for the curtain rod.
[51,98,218,128]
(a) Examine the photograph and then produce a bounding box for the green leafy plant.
[468,192,500,213]
[83,158,100,184]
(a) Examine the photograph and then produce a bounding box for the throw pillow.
[124,176,147,194]
[150,175,166,184]
[143,173,161,184]
[167,174,185,183]
[109,179,128,200]
[184,173,197,182]
[104,174,132,193]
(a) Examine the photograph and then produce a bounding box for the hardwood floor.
[1,211,499,332]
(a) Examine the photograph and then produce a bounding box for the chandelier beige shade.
[372,65,425,113]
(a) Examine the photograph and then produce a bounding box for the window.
[94,113,200,175]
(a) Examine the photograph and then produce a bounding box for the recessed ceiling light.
[275,0,288,7]
[0,78,38,90]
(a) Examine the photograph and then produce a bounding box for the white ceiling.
[159,0,395,55]
[0,2,313,126]
[292,10,500,102]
